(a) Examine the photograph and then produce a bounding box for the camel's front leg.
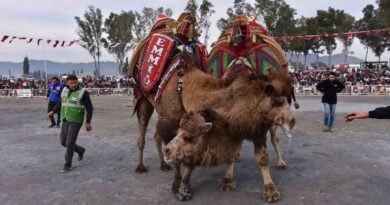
[176,165,194,201]
[219,160,236,191]
[254,143,281,202]
[153,132,172,171]
[270,126,287,170]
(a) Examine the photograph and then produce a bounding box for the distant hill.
[0,60,118,76]
[286,53,364,66]
[1,53,365,76]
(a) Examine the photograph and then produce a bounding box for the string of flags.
[0,35,76,48]
[272,28,390,43]
[1,28,389,47]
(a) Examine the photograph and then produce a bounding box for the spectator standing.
[48,74,93,173]
[316,72,345,132]
[46,77,63,128]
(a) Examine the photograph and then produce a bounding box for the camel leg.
[176,165,194,201]
[234,140,243,162]
[270,126,287,170]
[153,132,172,171]
[219,160,236,191]
[254,136,281,202]
[135,97,154,173]
[172,162,182,193]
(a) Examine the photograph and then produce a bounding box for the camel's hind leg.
[270,126,287,170]
[135,97,154,173]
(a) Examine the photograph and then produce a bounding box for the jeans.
[48,101,60,125]
[323,103,336,128]
[60,119,84,167]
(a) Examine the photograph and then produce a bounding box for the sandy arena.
[0,96,389,205]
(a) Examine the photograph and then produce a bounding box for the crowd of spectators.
[291,63,390,87]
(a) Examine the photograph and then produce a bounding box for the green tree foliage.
[134,7,173,42]
[336,14,355,64]
[184,0,215,47]
[23,56,30,75]
[217,0,255,32]
[123,57,129,75]
[102,11,136,74]
[377,0,390,28]
[355,4,388,61]
[75,5,103,77]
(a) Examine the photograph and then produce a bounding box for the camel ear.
[202,122,213,133]
[265,83,275,96]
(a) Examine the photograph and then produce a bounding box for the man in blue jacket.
[46,77,63,128]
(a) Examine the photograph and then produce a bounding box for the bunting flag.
[273,28,390,43]
[0,34,76,48]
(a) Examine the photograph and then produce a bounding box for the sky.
[0,0,389,63]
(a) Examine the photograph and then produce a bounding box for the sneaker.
[60,166,72,173]
[49,124,56,128]
[323,126,329,132]
[56,124,60,128]
[329,127,335,132]
[78,148,86,161]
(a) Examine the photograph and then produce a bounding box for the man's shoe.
[329,127,335,132]
[56,124,60,128]
[60,166,72,173]
[323,126,329,132]
[49,124,56,128]
[78,148,86,161]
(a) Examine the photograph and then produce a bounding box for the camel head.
[164,111,213,164]
[272,105,295,139]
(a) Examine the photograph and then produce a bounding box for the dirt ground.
[0,96,389,205]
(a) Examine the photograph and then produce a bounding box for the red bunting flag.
[9,36,17,43]
[373,30,381,37]
[37,39,43,45]
[1,35,9,42]
[61,41,65,47]
[47,40,51,44]
[27,38,33,43]
[68,41,75,47]
[53,40,60,47]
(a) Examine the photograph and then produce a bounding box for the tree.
[81,68,84,74]
[134,7,173,42]
[75,5,103,77]
[336,14,355,64]
[23,56,30,75]
[377,0,390,28]
[306,17,325,68]
[102,11,136,74]
[185,0,198,17]
[123,57,129,75]
[184,0,215,47]
[355,4,388,61]
[217,0,255,32]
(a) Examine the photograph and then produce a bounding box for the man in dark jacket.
[48,74,93,173]
[316,72,345,132]
[345,106,390,121]
[46,77,63,128]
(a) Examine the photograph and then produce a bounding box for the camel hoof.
[263,183,281,202]
[172,180,181,194]
[135,164,147,173]
[275,161,287,170]
[176,183,192,201]
[160,163,172,172]
[219,178,236,192]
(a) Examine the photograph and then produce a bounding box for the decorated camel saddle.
[205,15,288,78]
[129,12,207,102]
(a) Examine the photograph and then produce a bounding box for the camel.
[164,106,295,202]
[132,50,291,201]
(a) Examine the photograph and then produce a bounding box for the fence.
[295,85,390,96]
[1,86,390,97]
[0,88,133,97]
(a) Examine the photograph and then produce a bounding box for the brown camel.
[133,52,291,201]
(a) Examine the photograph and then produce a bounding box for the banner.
[16,89,32,98]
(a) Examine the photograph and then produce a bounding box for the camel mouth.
[164,155,173,164]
